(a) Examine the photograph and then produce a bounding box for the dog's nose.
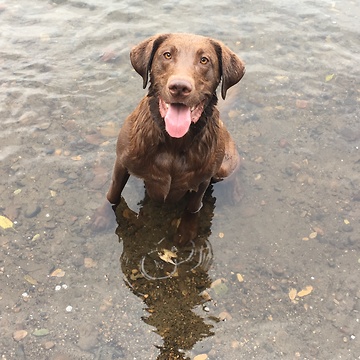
[168,79,193,97]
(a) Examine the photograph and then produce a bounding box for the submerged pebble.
[24,204,41,218]
[13,330,28,341]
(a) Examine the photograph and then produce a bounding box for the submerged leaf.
[236,273,244,283]
[297,285,313,297]
[33,328,50,337]
[158,249,177,265]
[289,288,297,301]
[24,274,38,285]
[0,215,13,229]
[50,268,65,277]
[325,74,335,82]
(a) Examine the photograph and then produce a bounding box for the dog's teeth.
[166,103,170,109]
[191,106,195,112]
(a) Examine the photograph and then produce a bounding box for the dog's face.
[130,33,245,138]
[151,35,221,138]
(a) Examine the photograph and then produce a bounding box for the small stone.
[272,266,285,277]
[278,138,290,148]
[42,341,55,350]
[13,330,28,341]
[348,235,359,246]
[36,122,51,130]
[340,224,353,233]
[312,226,324,236]
[19,111,38,124]
[200,290,211,301]
[24,204,41,218]
[84,257,97,268]
[55,198,65,206]
[218,311,232,321]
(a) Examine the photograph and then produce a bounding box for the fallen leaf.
[158,249,177,265]
[50,268,65,277]
[194,354,208,360]
[211,278,228,296]
[33,328,50,337]
[297,285,313,297]
[0,215,13,229]
[71,155,82,161]
[24,274,38,285]
[325,74,335,82]
[289,288,297,301]
[236,273,244,283]
[31,234,41,241]
[309,231,317,239]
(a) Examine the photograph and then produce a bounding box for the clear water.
[0,0,359,359]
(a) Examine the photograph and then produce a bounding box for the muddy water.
[1,0,359,359]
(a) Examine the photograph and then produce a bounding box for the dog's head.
[130,33,245,138]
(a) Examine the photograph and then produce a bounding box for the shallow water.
[1,0,360,359]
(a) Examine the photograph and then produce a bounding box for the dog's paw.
[173,210,200,246]
[90,202,116,232]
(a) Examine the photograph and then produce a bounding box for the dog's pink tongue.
[164,104,191,138]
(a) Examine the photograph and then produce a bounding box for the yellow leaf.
[0,215,13,229]
[289,288,297,301]
[236,273,244,283]
[297,285,313,297]
[158,249,177,265]
[325,74,335,82]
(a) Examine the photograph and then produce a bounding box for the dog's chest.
[127,148,214,201]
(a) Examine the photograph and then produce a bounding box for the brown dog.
[93,33,245,244]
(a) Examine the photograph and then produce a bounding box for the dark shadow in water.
[114,188,217,360]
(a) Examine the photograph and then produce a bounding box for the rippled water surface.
[1,1,359,359]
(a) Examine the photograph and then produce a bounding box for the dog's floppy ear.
[212,40,245,100]
[130,34,169,89]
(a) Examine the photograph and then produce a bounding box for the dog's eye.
[163,52,172,60]
[200,56,209,65]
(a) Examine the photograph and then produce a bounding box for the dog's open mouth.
[159,98,204,138]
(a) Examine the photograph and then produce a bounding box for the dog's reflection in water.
[114,189,217,360]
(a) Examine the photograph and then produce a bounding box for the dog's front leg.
[174,179,210,246]
[107,160,130,205]
[91,161,129,232]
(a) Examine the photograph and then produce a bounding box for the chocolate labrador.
[93,33,245,244]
